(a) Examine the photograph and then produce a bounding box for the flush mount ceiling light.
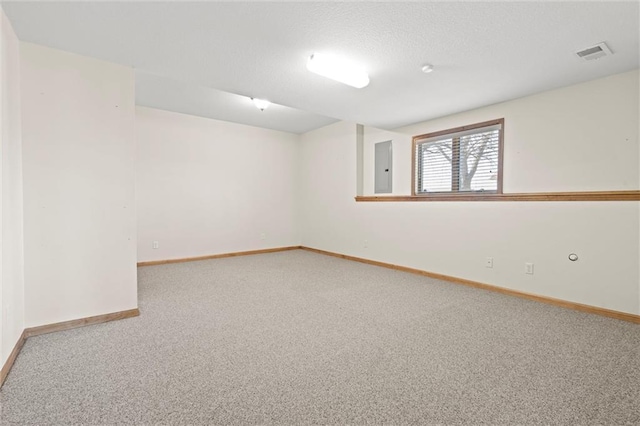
[307,53,370,89]
[421,64,434,73]
[251,98,270,111]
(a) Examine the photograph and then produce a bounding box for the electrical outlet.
[485,257,493,268]
[364,239,368,248]
[525,262,534,275]
[260,233,266,240]
[152,241,159,249]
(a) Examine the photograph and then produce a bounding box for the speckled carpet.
[1,250,639,425]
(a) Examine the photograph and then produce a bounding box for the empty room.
[1,1,639,424]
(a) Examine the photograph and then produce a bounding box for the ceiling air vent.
[575,42,613,61]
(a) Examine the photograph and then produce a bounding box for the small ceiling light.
[421,64,434,73]
[307,53,370,89]
[251,98,270,111]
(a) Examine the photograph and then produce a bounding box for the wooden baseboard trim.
[137,246,302,267]
[0,330,27,389]
[300,246,640,324]
[24,308,140,338]
[1,308,139,389]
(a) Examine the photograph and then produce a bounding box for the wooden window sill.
[355,191,640,202]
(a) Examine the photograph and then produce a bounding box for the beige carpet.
[1,250,639,424]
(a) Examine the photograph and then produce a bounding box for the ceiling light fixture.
[307,53,370,89]
[421,64,434,73]
[251,98,270,111]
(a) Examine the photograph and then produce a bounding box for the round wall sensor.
[421,64,434,73]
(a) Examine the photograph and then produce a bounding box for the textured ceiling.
[135,72,338,134]
[3,1,639,133]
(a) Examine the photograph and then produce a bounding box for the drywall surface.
[1,7,24,365]
[397,69,640,193]
[136,106,299,262]
[297,121,358,251]
[299,72,640,315]
[21,43,137,327]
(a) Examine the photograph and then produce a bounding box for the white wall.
[299,71,640,315]
[1,7,24,366]
[136,106,299,262]
[21,43,137,327]
[298,121,358,250]
[397,70,640,193]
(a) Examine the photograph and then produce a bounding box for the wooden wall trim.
[1,309,139,389]
[412,118,505,142]
[0,330,27,389]
[412,118,505,196]
[300,246,640,324]
[24,308,140,338]
[137,246,302,267]
[355,190,640,202]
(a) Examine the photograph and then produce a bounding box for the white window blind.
[415,121,502,194]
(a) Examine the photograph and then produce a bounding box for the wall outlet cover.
[525,262,534,274]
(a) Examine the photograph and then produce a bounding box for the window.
[413,119,503,195]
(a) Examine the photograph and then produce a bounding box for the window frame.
[411,118,504,197]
